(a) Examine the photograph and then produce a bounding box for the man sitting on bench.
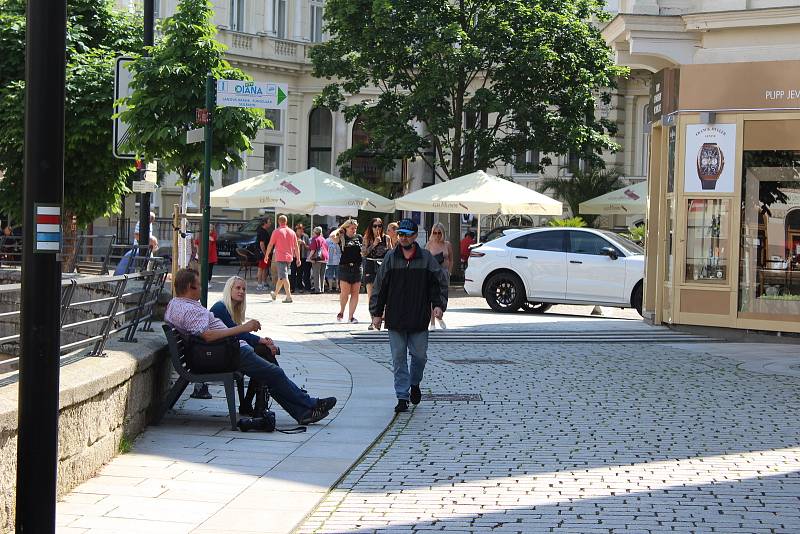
[165,268,336,425]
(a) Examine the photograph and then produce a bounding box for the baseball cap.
[397,218,418,235]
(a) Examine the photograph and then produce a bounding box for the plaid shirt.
[165,297,247,347]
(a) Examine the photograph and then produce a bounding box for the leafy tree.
[120,0,266,186]
[538,167,623,227]
[548,216,587,228]
[0,0,143,226]
[312,0,626,262]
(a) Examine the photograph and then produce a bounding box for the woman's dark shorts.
[338,262,362,284]
[363,258,381,285]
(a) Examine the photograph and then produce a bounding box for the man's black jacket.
[369,242,449,332]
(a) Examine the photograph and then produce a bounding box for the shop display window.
[738,151,800,317]
[685,199,729,283]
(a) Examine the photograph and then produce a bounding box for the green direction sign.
[216,80,289,110]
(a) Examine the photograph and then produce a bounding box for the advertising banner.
[684,124,737,193]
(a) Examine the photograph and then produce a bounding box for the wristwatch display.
[696,143,724,190]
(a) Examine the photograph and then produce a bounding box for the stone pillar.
[265,0,274,35]
[623,95,636,176]
[332,110,348,177]
[631,0,659,15]
[407,121,427,195]
[293,0,304,40]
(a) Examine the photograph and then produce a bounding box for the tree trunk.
[61,212,78,273]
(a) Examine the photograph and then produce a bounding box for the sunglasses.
[373,224,383,228]
[432,231,442,235]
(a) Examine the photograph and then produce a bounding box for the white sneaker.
[270,291,276,301]
[256,284,264,291]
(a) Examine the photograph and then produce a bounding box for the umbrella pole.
[477,214,481,244]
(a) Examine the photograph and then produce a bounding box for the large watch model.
[696,142,724,190]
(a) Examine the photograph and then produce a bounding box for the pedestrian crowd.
[249,215,454,328]
[163,216,453,430]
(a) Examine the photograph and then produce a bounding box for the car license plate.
[218,250,231,256]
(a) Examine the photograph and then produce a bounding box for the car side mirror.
[601,247,619,260]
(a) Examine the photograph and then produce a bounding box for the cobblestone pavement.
[296,336,800,533]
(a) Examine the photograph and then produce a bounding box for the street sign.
[34,204,62,253]
[196,108,209,125]
[216,80,288,110]
[113,56,136,159]
[132,180,157,193]
[144,161,157,183]
[186,127,205,144]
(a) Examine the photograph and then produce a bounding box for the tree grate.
[445,358,516,365]
[421,393,482,402]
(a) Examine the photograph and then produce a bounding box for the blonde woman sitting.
[210,276,279,415]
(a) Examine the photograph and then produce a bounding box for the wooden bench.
[157,324,244,430]
[75,260,108,275]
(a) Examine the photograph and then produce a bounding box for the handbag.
[186,335,241,373]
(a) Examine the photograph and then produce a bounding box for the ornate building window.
[308,107,332,173]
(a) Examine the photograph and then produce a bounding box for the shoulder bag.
[187,335,241,373]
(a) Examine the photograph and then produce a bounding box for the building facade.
[604,0,800,334]
[110,0,648,231]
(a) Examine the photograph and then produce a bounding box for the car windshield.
[238,220,261,232]
[600,230,644,255]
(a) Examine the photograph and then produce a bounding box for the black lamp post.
[15,0,67,531]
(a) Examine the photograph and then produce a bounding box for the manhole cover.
[445,359,515,365]
[421,393,482,402]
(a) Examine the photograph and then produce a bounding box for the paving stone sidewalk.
[55,281,395,534]
[297,332,800,533]
[53,269,800,534]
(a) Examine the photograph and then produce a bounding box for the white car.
[464,227,644,315]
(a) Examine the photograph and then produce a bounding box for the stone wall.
[0,329,170,532]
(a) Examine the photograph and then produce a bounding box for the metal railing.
[0,234,163,276]
[0,257,169,384]
[114,217,251,246]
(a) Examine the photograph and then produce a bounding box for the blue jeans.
[238,344,316,422]
[388,330,429,400]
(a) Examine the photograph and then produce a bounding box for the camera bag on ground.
[237,406,307,434]
[186,335,241,373]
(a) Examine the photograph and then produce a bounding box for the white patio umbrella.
[578,181,647,216]
[394,170,562,215]
[210,167,394,215]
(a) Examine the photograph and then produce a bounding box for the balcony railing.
[218,29,311,64]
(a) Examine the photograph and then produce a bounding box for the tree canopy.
[311,0,627,181]
[120,0,266,185]
[0,0,143,226]
[539,166,623,227]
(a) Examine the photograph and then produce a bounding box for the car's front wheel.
[484,272,525,313]
[631,282,643,316]
[520,301,552,314]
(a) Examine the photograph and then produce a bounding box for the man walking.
[256,217,273,291]
[369,219,448,413]
[265,215,301,303]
